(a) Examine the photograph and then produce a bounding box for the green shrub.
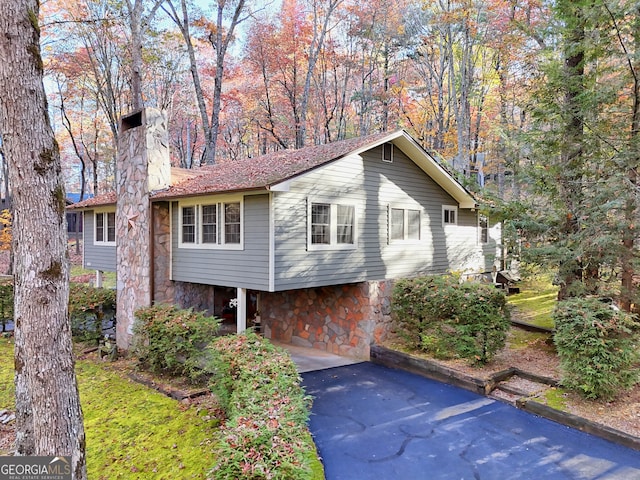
[0,282,13,331]
[0,282,116,342]
[207,332,314,479]
[392,275,511,364]
[553,298,640,400]
[69,283,116,343]
[132,304,220,383]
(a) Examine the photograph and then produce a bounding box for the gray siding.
[272,145,487,290]
[171,194,270,289]
[82,210,117,272]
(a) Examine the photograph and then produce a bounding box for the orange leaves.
[0,210,10,251]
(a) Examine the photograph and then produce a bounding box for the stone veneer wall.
[260,280,394,359]
[152,202,174,305]
[115,108,170,350]
[173,282,215,317]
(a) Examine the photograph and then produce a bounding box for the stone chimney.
[115,108,170,350]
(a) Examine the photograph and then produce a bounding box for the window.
[382,143,393,163]
[201,204,217,244]
[308,201,356,249]
[389,207,420,242]
[311,203,330,245]
[479,214,488,244]
[178,198,243,249]
[336,205,355,244]
[224,202,241,244]
[443,205,457,226]
[181,206,196,243]
[390,208,404,241]
[407,210,420,240]
[94,211,116,244]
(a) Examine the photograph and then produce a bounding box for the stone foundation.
[260,280,394,359]
[173,282,215,316]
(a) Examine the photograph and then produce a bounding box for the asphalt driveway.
[302,362,640,480]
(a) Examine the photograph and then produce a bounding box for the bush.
[207,332,314,479]
[553,298,640,400]
[0,282,13,331]
[392,275,511,364]
[69,283,116,343]
[0,281,116,341]
[132,304,220,383]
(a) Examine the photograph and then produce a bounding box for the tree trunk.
[0,1,87,477]
[164,0,212,165]
[203,0,247,164]
[297,0,342,149]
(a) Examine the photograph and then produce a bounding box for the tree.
[0,0,86,475]
[124,0,166,109]
[520,0,640,311]
[165,0,251,165]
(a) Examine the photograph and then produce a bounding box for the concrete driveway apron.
[302,362,640,480]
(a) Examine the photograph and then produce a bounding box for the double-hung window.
[443,205,458,226]
[179,198,242,249]
[389,206,421,242]
[94,210,116,245]
[308,201,356,250]
[181,206,196,244]
[202,205,217,244]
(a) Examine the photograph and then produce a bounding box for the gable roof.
[70,130,477,209]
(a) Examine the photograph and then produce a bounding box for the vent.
[121,111,143,132]
[382,143,393,163]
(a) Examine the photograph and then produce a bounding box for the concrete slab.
[272,341,361,373]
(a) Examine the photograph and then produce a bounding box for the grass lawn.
[508,274,558,330]
[0,338,216,479]
[70,265,117,289]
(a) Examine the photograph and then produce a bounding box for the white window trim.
[93,208,116,246]
[307,199,357,251]
[388,204,422,244]
[442,205,458,227]
[178,196,244,250]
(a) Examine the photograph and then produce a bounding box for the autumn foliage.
[0,209,10,251]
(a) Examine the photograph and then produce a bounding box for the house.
[70,108,501,359]
[66,193,92,234]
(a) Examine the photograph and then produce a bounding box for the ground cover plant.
[207,332,322,479]
[0,338,218,478]
[392,275,511,364]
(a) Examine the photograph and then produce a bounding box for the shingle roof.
[153,131,393,199]
[68,130,477,209]
[69,131,394,208]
